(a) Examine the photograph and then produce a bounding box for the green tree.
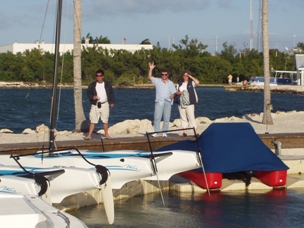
[140,39,151,45]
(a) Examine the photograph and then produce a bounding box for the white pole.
[250,0,253,50]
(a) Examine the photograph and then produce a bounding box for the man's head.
[95,69,104,83]
[160,69,169,81]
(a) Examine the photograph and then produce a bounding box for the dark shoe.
[182,133,187,137]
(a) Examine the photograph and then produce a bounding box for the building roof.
[0,42,153,54]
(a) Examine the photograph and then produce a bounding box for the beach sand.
[0,111,303,144]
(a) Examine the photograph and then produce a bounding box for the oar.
[146,132,166,207]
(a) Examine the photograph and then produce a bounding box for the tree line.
[0,35,301,86]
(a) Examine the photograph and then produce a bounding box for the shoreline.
[0,81,223,89]
[1,111,304,145]
[224,84,304,95]
[1,81,304,94]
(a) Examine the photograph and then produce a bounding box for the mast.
[49,0,63,152]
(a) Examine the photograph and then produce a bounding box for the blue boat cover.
[158,123,289,173]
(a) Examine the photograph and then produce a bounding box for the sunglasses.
[96,75,103,77]
[161,73,168,76]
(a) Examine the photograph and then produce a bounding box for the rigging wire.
[21,0,52,146]
[39,0,51,42]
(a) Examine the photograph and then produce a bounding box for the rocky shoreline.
[1,111,303,145]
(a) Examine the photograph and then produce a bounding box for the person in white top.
[227,74,233,85]
[175,71,199,137]
[85,69,115,140]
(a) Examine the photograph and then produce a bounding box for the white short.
[89,102,110,124]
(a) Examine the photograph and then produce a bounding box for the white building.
[0,41,153,55]
[295,54,304,86]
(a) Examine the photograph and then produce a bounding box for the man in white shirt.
[85,69,115,140]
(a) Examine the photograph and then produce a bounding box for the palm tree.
[140,39,151,45]
[73,0,88,132]
[262,0,273,125]
[95,35,111,44]
[81,33,93,44]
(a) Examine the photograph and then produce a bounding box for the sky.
[0,0,303,54]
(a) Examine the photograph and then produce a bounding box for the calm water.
[70,189,304,228]
[1,87,304,227]
[0,87,303,133]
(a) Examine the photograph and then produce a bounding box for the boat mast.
[49,0,63,152]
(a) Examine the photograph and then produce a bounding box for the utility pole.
[250,0,253,50]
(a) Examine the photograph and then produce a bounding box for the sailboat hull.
[0,192,88,227]
[0,165,102,203]
[0,148,200,189]
[0,154,154,190]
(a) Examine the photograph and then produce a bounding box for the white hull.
[78,149,201,181]
[1,154,154,189]
[0,175,43,196]
[0,149,200,189]
[0,191,88,228]
[0,164,114,224]
[0,165,102,203]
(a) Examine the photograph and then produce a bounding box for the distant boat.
[248,76,278,86]
[249,70,298,86]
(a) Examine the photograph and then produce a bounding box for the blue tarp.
[158,123,289,173]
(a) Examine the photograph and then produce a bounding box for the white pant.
[178,104,197,129]
[89,102,109,124]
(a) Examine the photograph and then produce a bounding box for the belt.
[94,101,107,105]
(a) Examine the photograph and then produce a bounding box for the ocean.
[0,87,303,133]
[70,189,304,228]
[1,87,304,227]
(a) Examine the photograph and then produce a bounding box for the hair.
[181,70,191,82]
[95,69,104,76]
[160,69,168,73]
[183,70,190,75]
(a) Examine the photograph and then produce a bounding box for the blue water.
[0,87,303,133]
[70,189,304,228]
[1,87,304,227]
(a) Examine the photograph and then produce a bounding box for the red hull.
[254,170,287,187]
[179,171,222,189]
